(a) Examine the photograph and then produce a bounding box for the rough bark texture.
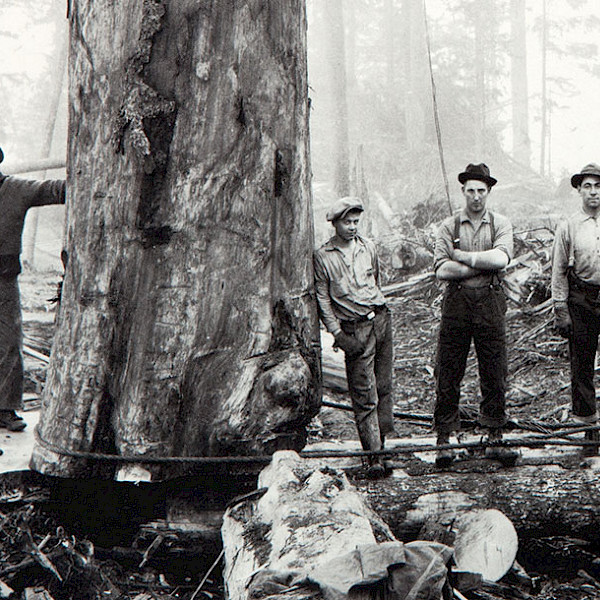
[222,451,397,600]
[31,0,320,479]
[354,459,600,542]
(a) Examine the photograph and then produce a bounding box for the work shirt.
[434,209,513,288]
[552,209,600,304]
[0,175,66,276]
[314,235,386,335]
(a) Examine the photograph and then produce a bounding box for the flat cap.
[571,163,600,188]
[326,197,364,222]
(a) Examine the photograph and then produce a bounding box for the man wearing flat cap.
[432,163,516,467]
[314,197,394,478]
[551,163,600,456]
[0,147,66,432]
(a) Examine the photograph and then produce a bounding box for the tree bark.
[354,457,600,542]
[31,0,321,479]
[222,451,401,600]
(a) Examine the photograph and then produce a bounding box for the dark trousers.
[568,284,600,422]
[342,308,395,452]
[434,283,508,434]
[0,276,23,411]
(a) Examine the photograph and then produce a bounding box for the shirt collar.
[324,235,367,252]
[578,207,600,222]
[459,208,490,225]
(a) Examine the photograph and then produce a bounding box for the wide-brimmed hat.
[571,163,600,188]
[326,197,364,222]
[457,163,497,188]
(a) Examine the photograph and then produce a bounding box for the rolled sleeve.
[551,221,570,305]
[492,214,514,261]
[433,218,454,273]
[313,252,341,335]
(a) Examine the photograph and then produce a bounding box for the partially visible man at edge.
[433,163,517,467]
[314,197,395,479]
[0,146,66,431]
[552,163,600,457]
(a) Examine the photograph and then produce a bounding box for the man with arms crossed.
[433,163,516,467]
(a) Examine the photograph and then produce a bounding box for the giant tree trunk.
[31,0,321,479]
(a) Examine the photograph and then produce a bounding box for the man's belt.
[569,272,600,302]
[341,304,387,324]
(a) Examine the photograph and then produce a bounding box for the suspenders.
[452,211,501,286]
[567,220,575,269]
[453,211,496,250]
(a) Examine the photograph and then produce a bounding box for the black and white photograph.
[1,1,599,599]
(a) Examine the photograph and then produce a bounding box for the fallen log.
[354,455,600,542]
[221,451,454,600]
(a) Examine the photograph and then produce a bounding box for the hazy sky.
[1,1,599,179]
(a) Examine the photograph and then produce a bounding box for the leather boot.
[484,428,518,465]
[358,418,387,479]
[582,428,600,457]
[435,432,455,468]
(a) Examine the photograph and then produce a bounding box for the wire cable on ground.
[33,423,600,466]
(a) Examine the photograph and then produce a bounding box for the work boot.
[366,457,386,479]
[582,428,600,457]
[380,435,394,475]
[484,428,518,465]
[0,410,26,432]
[435,432,455,468]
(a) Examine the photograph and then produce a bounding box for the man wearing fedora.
[432,163,516,467]
[551,163,600,456]
[314,197,395,479]
[0,146,66,432]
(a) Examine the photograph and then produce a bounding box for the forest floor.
[3,268,599,600]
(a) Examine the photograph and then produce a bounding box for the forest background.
[0,0,598,273]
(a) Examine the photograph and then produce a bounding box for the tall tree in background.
[31,0,320,479]
[510,0,531,167]
[539,0,549,176]
[22,0,68,267]
[324,0,350,197]
[402,0,429,152]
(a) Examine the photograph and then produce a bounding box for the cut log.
[353,453,600,542]
[452,509,518,582]
[222,450,397,600]
[221,450,454,600]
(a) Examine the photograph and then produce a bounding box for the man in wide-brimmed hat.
[432,163,517,467]
[0,146,66,432]
[314,197,395,479]
[551,163,600,456]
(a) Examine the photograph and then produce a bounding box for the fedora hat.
[571,163,600,188]
[326,197,364,222]
[458,163,497,188]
